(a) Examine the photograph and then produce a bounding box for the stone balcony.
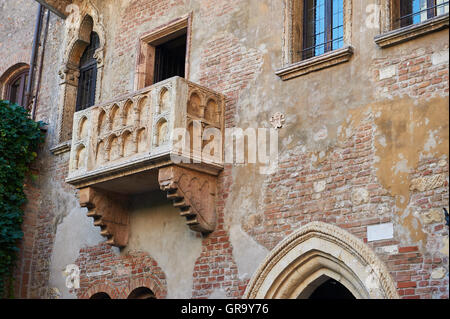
[66,77,225,247]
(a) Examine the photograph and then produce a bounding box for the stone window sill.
[275,46,354,80]
[374,13,449,48]
[50,140,71,155]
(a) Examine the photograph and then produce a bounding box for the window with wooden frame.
[393,0,449,29]
[5,69,29,108]
[76,31,100,112]
[375,0,449,48]
[277,0,352,80]
[52,10,106,154]
[302,0,344,59]
[135,15,191,90]
[153,32,187,84]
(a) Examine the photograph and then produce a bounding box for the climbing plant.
[0,100,45,297]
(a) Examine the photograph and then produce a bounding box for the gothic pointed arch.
[53,0,106,154]
[244,221,399,299]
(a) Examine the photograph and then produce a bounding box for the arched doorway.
[244,222,399,299]
[127,287,156,299]
[90,292,111,299]
[303,276,356,299]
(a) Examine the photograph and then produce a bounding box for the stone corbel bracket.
[158,165,217,234]
[79,187,130,247]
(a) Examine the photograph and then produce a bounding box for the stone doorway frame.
[243,221,399,299]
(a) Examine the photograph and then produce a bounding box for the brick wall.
[190,30,263,299]
[74,243,167,299]
[244,113,449,299]
[111,0,186,96]
[373,46,449,98]
[2,0,448,300]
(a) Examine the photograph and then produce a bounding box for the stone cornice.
[374,13,449,48]
[50,140,72,155]
[276,46,354,80]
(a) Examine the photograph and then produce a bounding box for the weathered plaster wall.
[123,191,203,299]
[48,203,104,299]
[1,0,448,299]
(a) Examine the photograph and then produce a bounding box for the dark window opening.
[153,33,187,84]
[76,32,100,112]
[309,278,356,299]
[302,0,344,60]
[6,70,29,107]
[398,0,449,28]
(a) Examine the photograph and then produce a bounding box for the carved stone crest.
[270,112,286,129]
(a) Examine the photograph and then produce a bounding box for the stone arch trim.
[122,276,167,299]
[55,0,106,148]
[244,221,399,299]
[76,245,168,299]
[81,279,121,299]
[63,1,106,67]
[0,63,30,100]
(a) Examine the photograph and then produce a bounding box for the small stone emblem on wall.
[64,264,80,289]
[270,112,286,129]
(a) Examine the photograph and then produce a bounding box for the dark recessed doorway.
[309,278,356,299]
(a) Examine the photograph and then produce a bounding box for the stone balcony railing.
[66,77,225,247]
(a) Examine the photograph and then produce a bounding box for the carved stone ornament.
[59,66,80,85]
[158,165,217,233]
[93,49,104,68]
[410,173,446,192]
[79,187,130,247]
[270,112,286,129]
[78,165,218,248]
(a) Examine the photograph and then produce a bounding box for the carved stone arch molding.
[244,222,399,299]
[0,63,30,100]
[54,0,106,153]
[81,280,120,299]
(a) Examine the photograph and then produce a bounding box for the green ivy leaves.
[0,100,45,297]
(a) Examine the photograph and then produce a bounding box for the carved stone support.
[158,165,217,234]
[79,187,130,247]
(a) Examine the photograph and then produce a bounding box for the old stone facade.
[0,0,448,299]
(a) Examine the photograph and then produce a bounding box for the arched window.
[6,69,29,107]
[76,32,99,112]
